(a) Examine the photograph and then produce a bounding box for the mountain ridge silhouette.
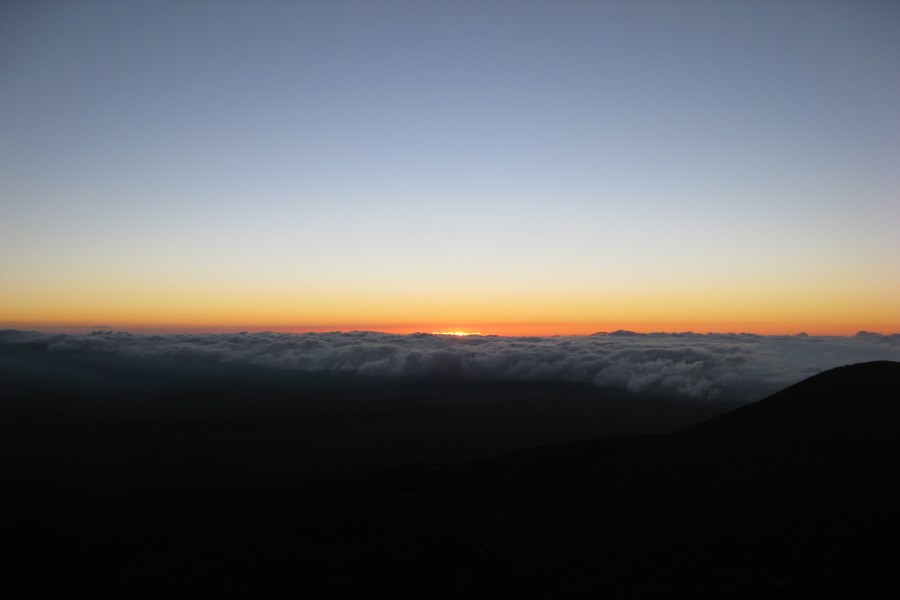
[5,361,898,598]
[324,361,899,597]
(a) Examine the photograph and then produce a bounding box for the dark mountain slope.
[302,361,900,597]
[5,362,899,598]
[684,359,900,446]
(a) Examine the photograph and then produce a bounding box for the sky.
[1,0,898,336]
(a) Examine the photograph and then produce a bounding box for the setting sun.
[431,331,485,337]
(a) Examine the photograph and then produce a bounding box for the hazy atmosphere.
[2,0,898,334]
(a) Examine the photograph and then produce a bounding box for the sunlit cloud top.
[4,329,897,403]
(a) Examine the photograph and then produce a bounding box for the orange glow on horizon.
[431,331,485,337]
[2,319,897,337]
[3,265,898,338]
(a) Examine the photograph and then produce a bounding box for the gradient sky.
[2,0,898,335]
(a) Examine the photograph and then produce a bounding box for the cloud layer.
[3,329,898,403]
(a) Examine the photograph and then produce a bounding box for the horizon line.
[2,322,896,338]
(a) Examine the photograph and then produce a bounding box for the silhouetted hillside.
[309,360,900,598]
[5,362,898,598]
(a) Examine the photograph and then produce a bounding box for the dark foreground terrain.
[3,354,899,598]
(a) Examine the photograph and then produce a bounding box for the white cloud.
[2,329,897,402]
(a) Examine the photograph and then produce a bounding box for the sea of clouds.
[2,329,897,403]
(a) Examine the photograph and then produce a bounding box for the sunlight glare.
[432,330,483,336]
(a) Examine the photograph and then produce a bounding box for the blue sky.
[1,1,898,333]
